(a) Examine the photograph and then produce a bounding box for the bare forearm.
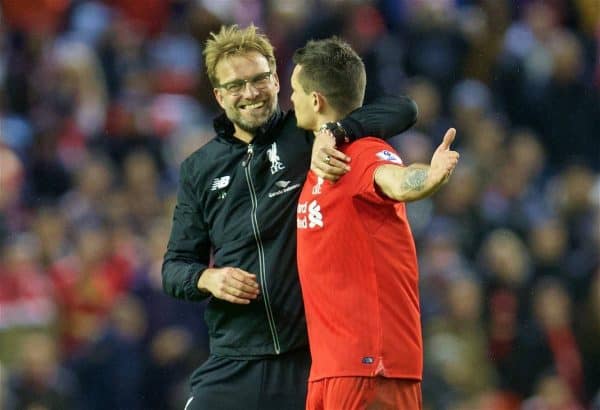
[375,164,443,202]
[375,128,459,202]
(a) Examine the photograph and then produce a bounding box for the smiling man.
[162,25,418,410]
[211,52,277,140]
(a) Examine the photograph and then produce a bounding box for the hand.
[197,267,260,304]
[429,128,459,186]
[310,128,351,182]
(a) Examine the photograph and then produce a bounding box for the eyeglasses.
[217,71,273,96]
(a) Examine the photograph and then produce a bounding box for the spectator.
[0,235,56,367]
[575,270,600,403]
[3,332,79,410]
[0,2,597,408]
[50,223,134,355]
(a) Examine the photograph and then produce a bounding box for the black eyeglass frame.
[216,71,274,95]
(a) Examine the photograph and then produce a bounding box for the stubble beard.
[227,98,278,134]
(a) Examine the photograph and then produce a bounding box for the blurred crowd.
[0,0,598,409]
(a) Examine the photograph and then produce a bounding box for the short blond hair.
[203,24,276,87]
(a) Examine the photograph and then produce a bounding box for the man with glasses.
[162,24,418,410]
[217,71,274,95]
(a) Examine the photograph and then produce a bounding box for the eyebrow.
[219,71,271,88]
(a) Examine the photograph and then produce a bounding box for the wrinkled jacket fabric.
[162,96,417,357]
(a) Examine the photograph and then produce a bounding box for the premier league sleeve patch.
[376,150,403,164]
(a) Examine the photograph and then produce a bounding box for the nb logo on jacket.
[211,176,230,191]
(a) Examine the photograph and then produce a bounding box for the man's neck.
[313,113,341,133]
[233,126,255,144]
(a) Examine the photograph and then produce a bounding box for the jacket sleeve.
[162,159,211,301]
[340,95,418,141]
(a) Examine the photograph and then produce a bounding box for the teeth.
[243,102,265,109]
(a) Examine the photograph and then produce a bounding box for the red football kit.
[296,138,423,387]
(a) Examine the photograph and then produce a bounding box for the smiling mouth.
[239,101,266,110]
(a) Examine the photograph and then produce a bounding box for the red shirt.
[297,138,422,382]
[50,253,134,353]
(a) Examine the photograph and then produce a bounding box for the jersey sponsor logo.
[308,200,323,228]
[211,176,230,190]
[267,142,285,174]
[268,182,301,198]
[312,176,324,195]
[297,200,323,229]
[376,150,403,164]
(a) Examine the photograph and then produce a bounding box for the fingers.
[438,128,456,151]
[442,151,460,170]
[219,283,260,304]
[310,159,345,180]
[429,147,460,187]
[230,268,260,288]
[310,147,350,181]
[430,127,459,184]
[310,165,342,181]
[441,151,460,181]
[201,267,261,304]
[322,147,350,165]
[223,268,259,304]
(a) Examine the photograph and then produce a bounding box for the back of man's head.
[292,37,366,117]
[203,25,276,87]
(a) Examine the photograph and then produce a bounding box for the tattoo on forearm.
[403,168,428,191]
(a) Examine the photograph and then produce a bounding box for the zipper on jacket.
[242,145,253,167]
[243,143,281,354]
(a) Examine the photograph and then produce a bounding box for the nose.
[241,82,260,98]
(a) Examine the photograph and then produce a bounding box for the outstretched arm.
[375,128,459,202]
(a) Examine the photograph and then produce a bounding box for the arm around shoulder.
[340,95,418,141]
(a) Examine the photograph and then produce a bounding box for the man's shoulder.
[180,137,223,171]
[345,137,393,155]
[345,138,403,169]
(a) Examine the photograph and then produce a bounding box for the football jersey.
[297,137,422,382]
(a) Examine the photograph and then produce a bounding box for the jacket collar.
[214,108,284,146]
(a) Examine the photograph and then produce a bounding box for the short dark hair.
[293,37,366,116]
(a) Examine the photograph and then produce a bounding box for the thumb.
[438,128,456,150]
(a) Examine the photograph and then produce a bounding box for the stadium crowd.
[0,0,598,409]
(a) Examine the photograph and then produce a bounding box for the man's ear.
[313,92,325,113]
[214,88,226,110]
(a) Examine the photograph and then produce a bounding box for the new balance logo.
[211,176,230,191]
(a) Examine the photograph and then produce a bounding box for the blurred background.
[0,0,598,409]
